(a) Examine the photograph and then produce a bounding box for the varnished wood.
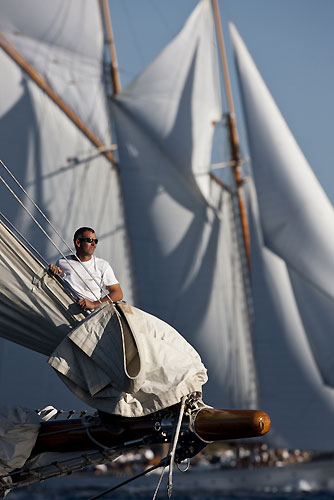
[194,408,271,441]
[211,0,251,270]
[100,0,122,94]
[0,32,117,166]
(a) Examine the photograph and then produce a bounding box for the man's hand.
[77,298,99,312]
[49,264,63,276]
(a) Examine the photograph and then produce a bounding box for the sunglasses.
[78,237,98,244]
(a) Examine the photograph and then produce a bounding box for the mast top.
[100,0,121,95]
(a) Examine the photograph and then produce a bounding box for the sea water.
[5,474,334,500]
[5,489,334,500]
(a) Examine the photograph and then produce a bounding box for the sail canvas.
[112,0,257,410]
[0,0,133,409]
[0,0,332,452]
[230,24,334,450]
[0,0,256,414]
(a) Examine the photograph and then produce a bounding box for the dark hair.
[73,227,95,248]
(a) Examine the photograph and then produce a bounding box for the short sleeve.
[102,262,119,287]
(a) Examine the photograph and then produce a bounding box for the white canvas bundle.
[0,407,40,475]
[49,302,208,417]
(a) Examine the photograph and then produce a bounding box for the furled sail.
[49,302,207,417]
[112,0,257,410]
[230,24,334,450]
[0,220,207,418]
[0,220,84,354]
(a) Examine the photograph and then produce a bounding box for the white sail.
[1,0,332,452]
[112,0,257,410]
[0,0,256,412]
[49,302,207,417]
[0,221,84,354]
[0,0,133,409]
[230,24,334,450]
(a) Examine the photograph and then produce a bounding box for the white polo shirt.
[56,255,118,302]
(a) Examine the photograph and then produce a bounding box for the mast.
[211,0,251,270]
[100,0,122,94]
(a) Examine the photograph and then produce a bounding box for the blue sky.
[109,0,334,203]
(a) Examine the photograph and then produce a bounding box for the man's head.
[73,227,98,260]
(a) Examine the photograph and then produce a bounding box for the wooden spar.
[209,172,233,195]
[194,408,270,442]
[31,408,270,454]
[211,0,251,270]
[0,32,117,166]
[100,0,122,94]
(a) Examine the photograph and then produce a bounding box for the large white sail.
[230,24,334,450]
[112,0,257,410]
[0,0,133,409]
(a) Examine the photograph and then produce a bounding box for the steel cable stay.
[0,210,49,267]
[87,397,188,500]
[87,456,170,500]
[0,158,114,305]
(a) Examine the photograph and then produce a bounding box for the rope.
[167,395,187,498]
[0,159,113,304]
[0,158,75,257]
[0,211,49,266]
[87,457,170,500]
[82,415,110,450]
[152,463,167,500]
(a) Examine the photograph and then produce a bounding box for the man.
[49,227,123,312]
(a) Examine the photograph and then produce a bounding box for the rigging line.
[0,170,102,303]
[0,212,49,267]
[0,158,77,256]
[0,158,115,305]
[152,463,167,500]
[87,456,170,500]
[167,395,187,498]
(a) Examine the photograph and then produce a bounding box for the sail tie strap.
[37,406,59,421]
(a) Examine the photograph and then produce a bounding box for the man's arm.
[104,284,123,303]
[77,284,123,311]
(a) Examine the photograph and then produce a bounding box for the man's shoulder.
[94,256,110,268]
[56,255,73,267]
